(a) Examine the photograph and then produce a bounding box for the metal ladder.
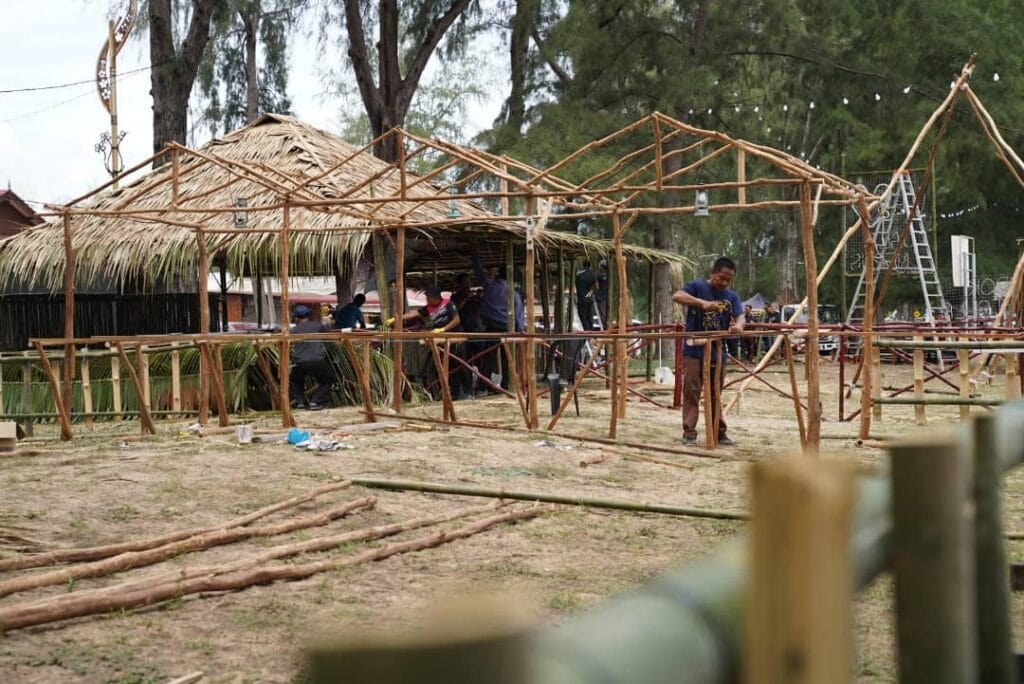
[846,172,948,325]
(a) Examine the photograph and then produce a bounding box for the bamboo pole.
[199,343,229,427]
[525,200,539,429]
[138,344,151,410]
[115,343,155,435]
[110,353,122,420]
[913,337,926,426]
[971,413,1015,683]
[1007,353,1020,401]
[428,340,456,423]
[80,356,93,430]
[61,212,76,418]
[171,343,182,415]
[350,478,747,520]
[0,480,355,572]
[556,247,566,334]
[784,336,807,449]
[343,339,376,423]
[959,337,971,421]
[703,340,715,449]
[0,358,4,418]
[871,338,882,422]
[646,261,655,382]
[873,397,1003,407]
[858,201,875,440]
[737,148,747,205]
[613,211,628,422]
[890,435,975,683]
[253,344,281,411]
[20,354,33,436]
[747,459,853,684]
[799,181,820,454]
[279,204,294,427]
[547,340,607,431]
[392,226,406,413]
[196,229,211,425]
[33,342,72,441]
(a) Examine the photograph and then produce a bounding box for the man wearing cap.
[332,293,366,330]
[289,304,333,410]
[389,286,461,398]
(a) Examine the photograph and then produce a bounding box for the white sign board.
[951,235,970,288]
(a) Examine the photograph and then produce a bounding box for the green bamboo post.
[20,355,33,436]
[972,413,1015,683]
[891,434,975,683]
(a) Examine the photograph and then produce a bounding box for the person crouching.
[289,304,333,410]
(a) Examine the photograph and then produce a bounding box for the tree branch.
[343,0,383,118]
[530,27,571,87]
[399,0,474,112]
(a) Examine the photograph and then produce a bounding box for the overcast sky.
[0,1,502,209]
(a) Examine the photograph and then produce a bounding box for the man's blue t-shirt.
[680,279,742,360]
[333,302,364,329]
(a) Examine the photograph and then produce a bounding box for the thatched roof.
[0,114,690,293]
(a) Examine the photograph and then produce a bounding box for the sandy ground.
[0,359,1021,683]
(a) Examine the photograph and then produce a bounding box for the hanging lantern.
[447,186,461,219]
[694,188,710,217]
[232,197,248,228]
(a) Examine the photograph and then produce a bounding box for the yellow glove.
[432,327,445,334]
[384,317,395,327]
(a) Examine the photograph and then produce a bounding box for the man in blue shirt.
[672,256,745,446]
[332,293,366,329]
[472,251,524,391]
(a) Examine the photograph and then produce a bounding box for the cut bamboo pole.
[784,337,807,449]
[0,506,545,633]
[253,344,280,411]
[196,229,211,425]
[524,198,538,429]
[702,340,715,450]
[913,336,926,425]
[713,341,725,442]
[279,204,294,428]
[736,148,747,205]
[137,345,151,410]
[33,342,72,441]
[392,226,406,413]
[0,480,355,572]
[110,353,122,420]
[0,498,374,599]
[428,340,456,423]
[502,341,530,428]
[343,339,376,423]
[170,343,182,415]
[1007,353,1020,401]
[959,337,971,421]
[890,435,975,683]
[613,211,628,422]
[0,358,4,417]
[871,344,882,421]
[971,413,1014,683]
[115,343,155,434]
[351,478,746,520]
[80,356,93,430]
[61,212,76,418]
[547,340,607,431]
[747,458,854,684]
[859,202,875,440]
[799,181,821,454]
[20,356,33,437]
[199,343,229,428]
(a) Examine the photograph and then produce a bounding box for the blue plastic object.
[287,428,310,445]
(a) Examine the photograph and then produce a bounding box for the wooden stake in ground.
[115,343,155,435]
[747,458,854,684]
[913,335,926,426]
[33,342,72,441]
[702,341,715,450]
[798,181,821,454]
[196,228,211,425]
[959,337,971,421]
[783,336,807,449]
[61,212,76,420]
[857,200,875,441]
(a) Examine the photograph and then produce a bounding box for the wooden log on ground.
[0,506,547,633]
[873,397,1003,407]
[0,480,354,572]
[350,478,746,520]
[0,498,375,599]
[601,447,696,471]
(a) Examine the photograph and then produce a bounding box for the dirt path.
[0,361,1020,683]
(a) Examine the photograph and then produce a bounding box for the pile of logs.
[0,480,548,632]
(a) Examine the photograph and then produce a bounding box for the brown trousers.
[681,355,727,439]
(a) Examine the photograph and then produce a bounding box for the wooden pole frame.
[799,181,821,453]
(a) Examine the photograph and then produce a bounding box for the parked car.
[780,304,841,354]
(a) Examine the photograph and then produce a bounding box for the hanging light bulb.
[694,187,710,218]
[993,72,1000,82]
[232,198,248,228]
[903,85,912,94]
[874,92,881,101]
[809,101,815,109]
[447,186,461,219]
[842,96,849,105]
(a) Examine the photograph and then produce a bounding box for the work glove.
[432,327,445,334]
[384,317,395,327]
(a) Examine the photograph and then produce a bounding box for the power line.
[0,69,149,125]
[0,64,152,95]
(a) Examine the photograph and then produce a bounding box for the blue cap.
[294,304,312,317]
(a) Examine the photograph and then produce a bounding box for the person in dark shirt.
[672,256,745,446]
[289,304,333,410]
[392,286,462,399]
[574,262,598,330]
[471,251,524,391]
[332,293,366,329]
[594,260,609,328]
[450,274,481,398]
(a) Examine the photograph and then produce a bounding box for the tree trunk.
[503,0,537,133]
[777,216,800,303]
[243,8,259,123]
[148,0,221,166]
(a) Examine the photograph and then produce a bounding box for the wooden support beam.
[703,341,715,450]
[115,343,155,435]
[343,339,376,423]
[747,458,854,684]
[199,343,229,428]
[80,356,93,430]
[253,344,281,411]
[913,336,926,426]
[170,343,182,415]
[1007,353,1020,401]
[502,341,530,428]
[279,204,294,428]
[392,227,406,413]
[33,342,72,441]
[110,353,122,420]
[799,182,820,454]
[61,213,76,418]
[737,148,747,205]
[784,336,807,449]
[137,345,151,411]
[891,435,975,683]
[428,340,456,423]
[857,200,875,441]
[196,229,211,425]
[547,340,607,432]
